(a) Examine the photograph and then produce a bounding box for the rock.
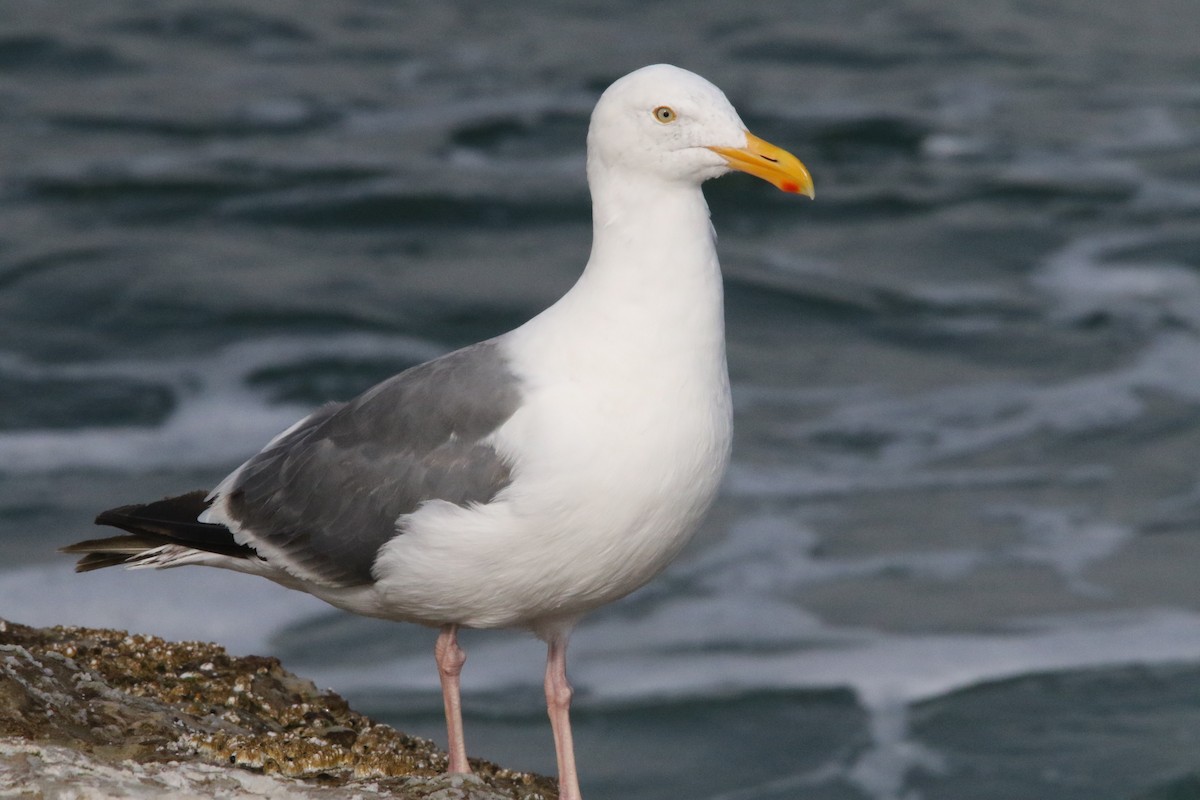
[0,618,557,799]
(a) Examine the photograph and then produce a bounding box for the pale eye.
[653,106,677,124]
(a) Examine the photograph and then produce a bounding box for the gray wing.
[223,341,522,586]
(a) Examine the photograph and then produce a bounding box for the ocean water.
[3,1,1200,798]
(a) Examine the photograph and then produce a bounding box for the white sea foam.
[576,607,1200,709]
[988,505,1132,594]
[0,334,445,474]
[730,331,1200,505]
[0,562,327,657]
[1034,231,1200,328]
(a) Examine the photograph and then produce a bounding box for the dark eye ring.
[653,106,677,123]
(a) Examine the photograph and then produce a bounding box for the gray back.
[226,341,522,586]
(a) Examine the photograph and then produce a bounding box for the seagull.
[63,64,813,800]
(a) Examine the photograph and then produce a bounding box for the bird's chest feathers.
[501,348,732,532]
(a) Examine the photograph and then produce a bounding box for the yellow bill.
[709,132,815,198]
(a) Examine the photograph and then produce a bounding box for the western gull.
[63,64,813,799]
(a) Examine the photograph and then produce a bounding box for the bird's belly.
[370,377,732,630]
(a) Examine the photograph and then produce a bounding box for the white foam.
[989,505,1132,593]
[573,607,1200,710]
[1034,231,1200,328]
[730,334,1200,505]
[0,562,327,656]
[0,334,445,474]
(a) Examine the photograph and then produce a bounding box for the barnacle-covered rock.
[0,618,556,799]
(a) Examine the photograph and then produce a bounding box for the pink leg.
[544,635,583,800]
[435,624,470,774]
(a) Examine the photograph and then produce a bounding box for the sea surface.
[3,1,1200,798]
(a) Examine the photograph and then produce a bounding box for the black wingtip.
[65,489,256,569]
[93,506,135,528]
[94,490,213,528]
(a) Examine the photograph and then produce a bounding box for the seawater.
[2,2,1200,798]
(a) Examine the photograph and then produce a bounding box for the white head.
[587,64,814,197]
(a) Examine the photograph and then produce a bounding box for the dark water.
[3,1,1200,798]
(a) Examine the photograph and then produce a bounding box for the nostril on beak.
[760,155,779,163]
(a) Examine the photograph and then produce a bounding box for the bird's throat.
[579,176,725,357]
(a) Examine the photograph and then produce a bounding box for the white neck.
[554,167,726,356]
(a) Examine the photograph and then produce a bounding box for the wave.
[0,333,445,474]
